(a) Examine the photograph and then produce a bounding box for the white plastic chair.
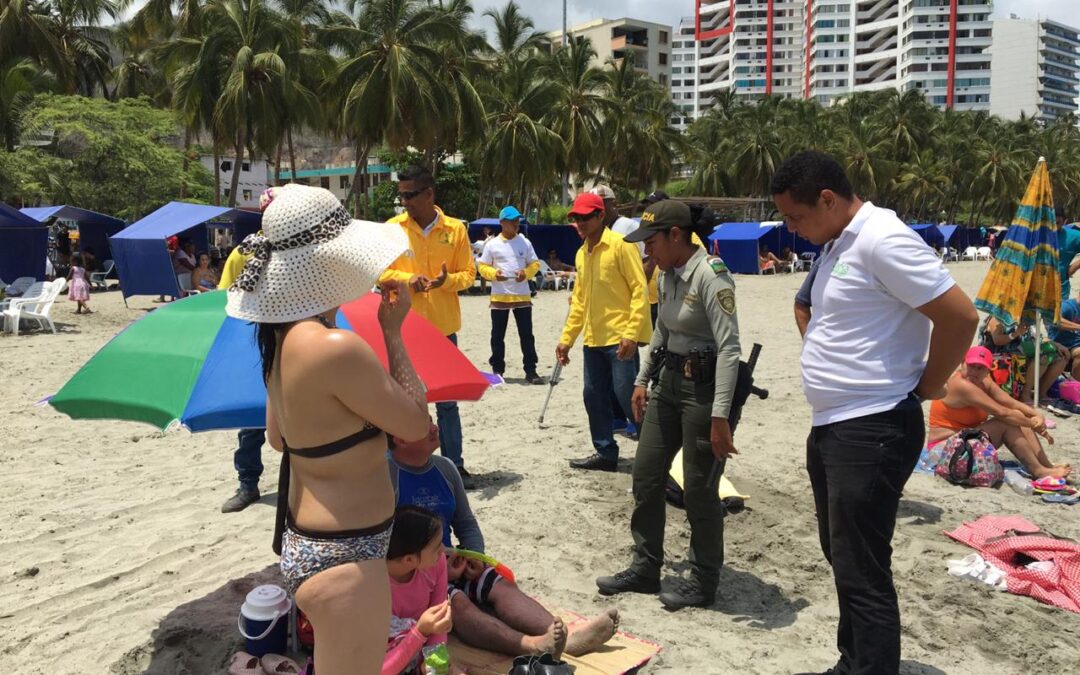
[176,272,196,296]
[976,247,993,261]
[539,261,571,290]
[0,281,48,313]
[89,260,114,290]
[962,247,978,261]
[4,276,36,296]
[4,278,64,335]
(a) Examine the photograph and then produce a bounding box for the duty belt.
[661,348,716,383]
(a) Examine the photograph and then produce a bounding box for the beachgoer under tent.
[758,245,782,273]
[928,346,1070,480]
[191,251,220,292]
[1047,290,1080,380]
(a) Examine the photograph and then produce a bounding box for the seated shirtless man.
[928,346,1070,479]
[389,424,618,660]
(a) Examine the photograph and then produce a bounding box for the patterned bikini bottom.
[279,515,394,595]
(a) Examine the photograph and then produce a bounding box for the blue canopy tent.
[909,223,946,249]
[708,222,819,274]
[467,220,581,267]
[20,205,125,264]
[110,202,262,301]
[0,203,48,282]
[938,224,958,248]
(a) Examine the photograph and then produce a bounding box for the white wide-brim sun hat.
[225,184,408,324]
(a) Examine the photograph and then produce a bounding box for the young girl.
[384,506,453,675]
[67,253,91,314]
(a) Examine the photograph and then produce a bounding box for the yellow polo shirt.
[560,228,651,348]
[218,247,251,289]
[379,207,476,336]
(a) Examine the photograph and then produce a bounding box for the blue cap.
[499,206,522,221]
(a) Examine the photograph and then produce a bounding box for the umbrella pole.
[1034,316,1042,409]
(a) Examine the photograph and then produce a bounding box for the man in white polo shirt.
[477,206,544,385]
[772,151,978,675]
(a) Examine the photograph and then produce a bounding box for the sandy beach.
[2,261,1079,675]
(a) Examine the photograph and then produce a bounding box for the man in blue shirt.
[1058,223,1080,301]
[1048,292,1080,380]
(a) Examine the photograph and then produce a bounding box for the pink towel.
[945,515,1080,614]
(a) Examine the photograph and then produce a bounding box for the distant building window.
[242,189,253,202]
[659,52,668,65]
[660,30,669,45]
[242,162,251,172]
[220,160,233,172]
[340,176,351,190]
[223,188,231,199]
[659,74,668,86]
[321,176,331,190]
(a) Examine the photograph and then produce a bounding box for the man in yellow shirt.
[556,192,651,472]
[380,166,477,482]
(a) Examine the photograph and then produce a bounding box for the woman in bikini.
[227,185,431,675]
[928,346,1070,479]
[190,252,219,291]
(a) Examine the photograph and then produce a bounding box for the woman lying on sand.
[928,347,1070,479]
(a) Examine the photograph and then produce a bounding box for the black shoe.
[793,669,841,675]
[569,453,617,472]
[525,372,545,385]
[658,577,716,610]
[457,466,478,490]
[221,488,260,513]
[596,568,661,596]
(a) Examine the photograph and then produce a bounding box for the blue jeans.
[235,428,265,491]
[438,333,465,469]
[583,345,638,461]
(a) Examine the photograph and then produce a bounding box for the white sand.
[2,263,1079,674]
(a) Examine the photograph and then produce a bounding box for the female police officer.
[595,200,742,610]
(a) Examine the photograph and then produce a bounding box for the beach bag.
[935,429,1004,488]
[1059,380,1080,404]
[990,353,1022,399]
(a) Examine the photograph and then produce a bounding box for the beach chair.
[89,260,114,290]
[4,276,36,296]
[962,246,978,261]
[794,252,815,272]
[0,281,48,314]
[176,272,197,296]
[976,246,993,261]
[4,278,64,335]
[539,261,571,290]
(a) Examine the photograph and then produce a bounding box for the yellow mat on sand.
[449,609,662,675]
[669,450,749,500]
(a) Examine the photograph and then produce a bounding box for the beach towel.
[945,515,1080,614]
[448,609,661,675]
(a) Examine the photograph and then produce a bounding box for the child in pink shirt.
[384,506,452,675]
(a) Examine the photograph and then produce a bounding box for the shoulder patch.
[717,288,736,315]
[707,257,728,275]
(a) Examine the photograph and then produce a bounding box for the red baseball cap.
[568,192,605,217]
[965,346,993,369]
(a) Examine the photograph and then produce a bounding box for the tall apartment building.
[675,0,996,125]
[989,17,1080,123]
[545,18,674,87]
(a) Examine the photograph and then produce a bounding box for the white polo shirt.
[612,217,646,259]
[479,233,539,299]
[802,202,955,426]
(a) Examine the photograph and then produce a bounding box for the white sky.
[466,0,1079,34]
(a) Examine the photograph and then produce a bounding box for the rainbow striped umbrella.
[49,290,491,431]
[975,158,1060,330]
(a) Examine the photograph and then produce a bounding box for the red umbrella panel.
[337,293,490,403]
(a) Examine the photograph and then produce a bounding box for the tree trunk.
[347,141,371,217]
[287,126,298,185]
[561,171,570,207]
[180,128,192,199]
[213,147,221,206]
[228,132,245,208]
[275,141,283,186]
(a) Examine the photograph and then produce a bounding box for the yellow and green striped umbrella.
[975,158,1060,329]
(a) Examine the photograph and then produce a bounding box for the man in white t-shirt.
[477,207,543,385]
[772,151,978,675]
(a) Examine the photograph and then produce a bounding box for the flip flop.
[260,655,302,674]
[1033,476,1067,492]
[228,652,264,675]
[1042,493,1080,505]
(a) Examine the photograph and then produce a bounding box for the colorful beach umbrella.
[49,290,490,432]
[975,158,1060,330]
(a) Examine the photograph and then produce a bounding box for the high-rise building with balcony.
[989,17,1080,123]
[544,18,673,88]
[674,0,997,125]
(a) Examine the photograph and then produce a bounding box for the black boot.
[596,568,661,596]
[658,577,716,610]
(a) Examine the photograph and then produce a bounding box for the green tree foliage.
[6,94,213,217]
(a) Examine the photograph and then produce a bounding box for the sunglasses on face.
[397,187,429,202]
[569,211,601,223]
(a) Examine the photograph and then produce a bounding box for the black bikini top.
[282,422,383,458]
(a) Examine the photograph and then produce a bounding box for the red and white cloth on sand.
[945,515,1080,614]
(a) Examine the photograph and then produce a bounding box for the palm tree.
[727,98,784,196]
[0,58,54,151]
[543,35,606,203]
[326,0,462,214]
[483,0,546,60]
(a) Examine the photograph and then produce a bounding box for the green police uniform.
[628,243,742,592]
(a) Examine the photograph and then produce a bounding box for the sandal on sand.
[261,655,303,674]
[1042,492,1080,505]
[229,652,265,675]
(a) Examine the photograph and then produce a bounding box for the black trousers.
[806,402,923,675]
[489,307,538,375]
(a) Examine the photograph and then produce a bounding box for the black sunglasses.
[569,211,601,223]
[398,187,429,201]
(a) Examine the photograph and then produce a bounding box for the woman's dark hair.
[684,204,718,245]
[196,251,209,264]
[387,505,443,560]
[256,322,292,383]
[71,253,84,267]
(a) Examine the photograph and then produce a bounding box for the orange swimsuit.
[929,399,989,433]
